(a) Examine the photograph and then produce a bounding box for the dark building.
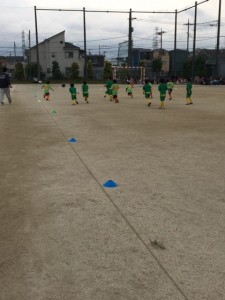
[169,49,188,77]
[86,54,105,80]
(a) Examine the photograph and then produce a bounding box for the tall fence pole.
[191,1,197,81]
[83,7,87,80]
[173,9,178,77]
[215,0,222,76]
[34,6,40,80]
[128,9,132,67]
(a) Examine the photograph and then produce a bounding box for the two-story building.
[30,31,84,78]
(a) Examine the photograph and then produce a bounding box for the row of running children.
[41,78,193,109]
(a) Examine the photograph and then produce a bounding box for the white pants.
[0,87,12,103]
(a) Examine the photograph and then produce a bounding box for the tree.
[25,62,44,80]
[183,56,207,79]
[14,62,25,81]
[183,59,192,79]
[152,57,162,77]
[70,62,79,80]
[52,61,63,80]
[87,60,94,80]
[103,61,113,79]
[195,56,207,77]
[117,62,129,83]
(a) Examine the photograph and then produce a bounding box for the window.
[65,51,73,58]
[51,52,55,58]
[47,68,51,73]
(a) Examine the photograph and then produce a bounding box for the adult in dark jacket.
[0,67,12,105]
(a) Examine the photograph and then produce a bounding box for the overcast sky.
[0,0,224,58]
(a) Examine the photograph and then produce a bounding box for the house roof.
[64,42,80,50]
[30,31,65,49]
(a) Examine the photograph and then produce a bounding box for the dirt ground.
[0,83,225,300]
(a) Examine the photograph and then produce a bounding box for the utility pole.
[34,6,40,80]
[14,42,16,57]
[191,1,197,81]
[14,42,16,67]
[183,19,190,78]
[215,0,222,76]
[22,30,26,59]
[29,30,31,79]
[128,9,132,67]
[173,10,177,76]
[187,19,190,52]
[157,29,166,52]
[83,7,87,80]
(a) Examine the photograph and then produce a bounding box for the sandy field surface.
[0,83,225,300]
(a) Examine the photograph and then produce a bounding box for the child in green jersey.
[42,81,54,100]
[186,78,193,105]
[69,83,78,105]
[111,79,119,103]
[126,81,133,98]
[82,81,89,103]
[158,78,168,109]
[142,79,152,107]
[167,79,174,100]
[104,76,113,101]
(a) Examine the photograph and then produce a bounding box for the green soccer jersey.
[186,82,192,97]
[126,84,133,94]
[158,83,168,96]
[82,84,89,96]
[111,83,119,95]
[167,81,174,90]
[69,86,77,95]
[43,84,51,93]
[186,82,192,92]
[106,80,113,89]
[143,83,152,94]
[82,84,88,93]
[105,79,113,95]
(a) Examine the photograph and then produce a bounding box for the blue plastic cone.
[103,180,118,188]
[68,138,77,143]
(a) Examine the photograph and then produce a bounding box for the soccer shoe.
[158,107,162,109]
[147,102,151,107]
[0,102,4,106]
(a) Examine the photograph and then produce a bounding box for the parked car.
[33,77,42,83]
[210,79,220,85]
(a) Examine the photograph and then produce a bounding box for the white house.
[30,31,84,78]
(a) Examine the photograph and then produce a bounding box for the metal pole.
[191,1,197,81]
[14,42,16,58]
[173,10,177,76]
[128,9,132,67]
[34,6,40,80]
[29,30,31,79]
[187,19,190,52]
[160,29,163,50]
[83,7,87,80]
[215,0,222,76]
[117,43,121,66]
